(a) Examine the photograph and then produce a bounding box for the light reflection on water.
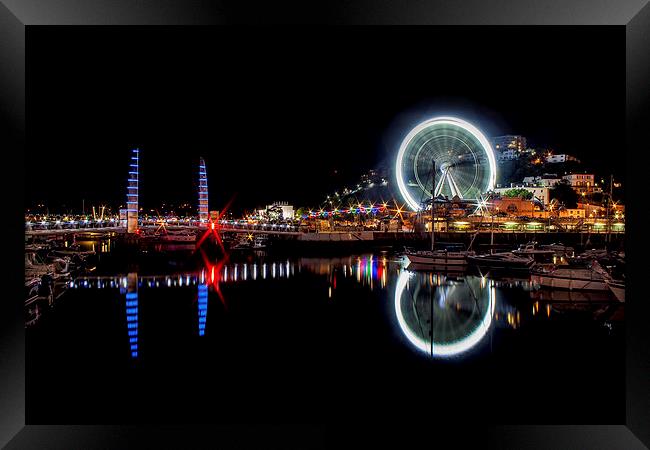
[52,252,620,361]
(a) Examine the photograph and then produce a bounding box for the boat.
[144,229,197,243]
[539,242,575,257]
[50,242,96,257]
[605,278,625,302]
[530,261,608,291]
[25,251,55,278]
[160,233,196,242]
[25,277,42,304]
[467,252,535,270]
[405,248,473,266]
[530,287,612,303]
[231,235,267,250]
[575,248,609,261]
[406,262,467,276]
[590,260,625,302]
[512,242,555,257]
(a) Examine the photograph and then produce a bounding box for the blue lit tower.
[126,148,139,233]
[125,272,139,358]
[198,282,208,336]
[198,157,209,225]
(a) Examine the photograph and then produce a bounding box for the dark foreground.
[26,246,624,424]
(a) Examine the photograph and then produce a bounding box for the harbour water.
[26,239,624,424]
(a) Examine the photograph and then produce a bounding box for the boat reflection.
[394,270,496,358]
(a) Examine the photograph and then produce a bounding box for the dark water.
[27,243,624,424]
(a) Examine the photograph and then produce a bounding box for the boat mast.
[431,161,435,252]
[606,174,612,244]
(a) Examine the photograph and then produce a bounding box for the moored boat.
[538,242,575,257]
[405,249,473,266]
[605,279,625,302]
[512,242,555,258]
[467,252,535,270]
[530,262,608,291]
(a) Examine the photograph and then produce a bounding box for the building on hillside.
[562,173,598,194]
[521,174,563,187]
[546,154,580,164]
[491,135,527,161]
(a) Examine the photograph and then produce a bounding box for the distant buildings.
[522,174,563,187]
[258,201,294,221]
[559,208,586,219]
[491,135,527,161]
[546,154,580,164]
[562,173,600,194]
[577,202,605,217]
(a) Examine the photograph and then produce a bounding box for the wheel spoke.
[447,170,464,199]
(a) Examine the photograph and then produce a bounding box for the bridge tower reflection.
[198,281,208,336]
[124,272,139,358]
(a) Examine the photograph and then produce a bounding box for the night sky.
[27,26,624,214]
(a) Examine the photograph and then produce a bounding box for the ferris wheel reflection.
[394,269,496,358]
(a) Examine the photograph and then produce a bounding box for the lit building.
[490,197,540,217]
[119,209,128,227]
[577,202,605,217]
[259,202,294,221]
[522,174,563,187]
[491,135,527,160]
[537,174,563,187]
[563,173,596,194]
[559,208,586,219]
[546,154,580,164]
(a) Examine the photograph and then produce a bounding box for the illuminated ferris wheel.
[395,117,497,211]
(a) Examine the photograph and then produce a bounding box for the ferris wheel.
[395,116,497,211]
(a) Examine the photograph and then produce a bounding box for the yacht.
[25,251,55,279]
[538,242,575,257]
[512,242,555,257]
[530,261,608,291]
[160,233,197,243]
[605,278,625,302]
[591,259,625,302]
[405,248,473,267]
[467,252,535,270]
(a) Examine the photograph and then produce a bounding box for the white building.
[522,174,562,187]
[498,149,518,161]
[261,202,294,220]
[546,154,580,164]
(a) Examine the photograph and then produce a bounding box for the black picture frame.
[2,1,649,448]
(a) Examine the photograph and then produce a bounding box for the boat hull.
[531,274,608,291]
[607,282,625,302]
[405,253,468,266]
[466,256,533,270]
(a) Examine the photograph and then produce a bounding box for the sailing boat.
[405,161,475,267]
